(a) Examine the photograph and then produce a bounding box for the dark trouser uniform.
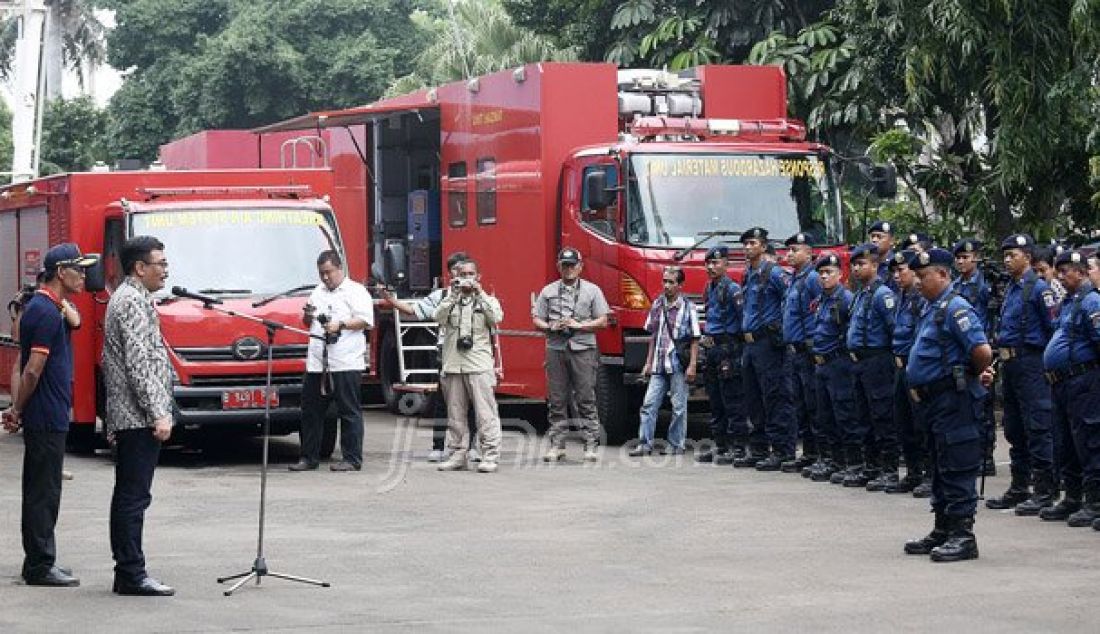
[785,345,817,459]
[301,370,363,466]
[742,339,795,456]
[704,341,746,448]
[852,352,898,474]
[110,428,161,584]
[21,429,66,580]
[1053,369,1100,498]
[546,347,601,447]
[922,382,983,519]
[895,358,926,482]
[1001,351,1054,486]
[813,353,856,463]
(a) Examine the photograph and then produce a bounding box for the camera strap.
[320,337,334,397]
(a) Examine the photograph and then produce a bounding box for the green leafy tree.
[39,95,108,174]
[0,98,12,178]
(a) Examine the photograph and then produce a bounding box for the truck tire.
[321,417,338,459]
[397,392,431,417]
[595,364,642,444]
[379,329,400,414]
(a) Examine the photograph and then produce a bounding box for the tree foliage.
[40,95,109,174]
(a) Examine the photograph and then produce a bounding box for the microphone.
[171,286,223,305]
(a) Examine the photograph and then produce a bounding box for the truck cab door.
[561,157,621,287]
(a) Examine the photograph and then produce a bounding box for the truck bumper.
[172,382,303,432]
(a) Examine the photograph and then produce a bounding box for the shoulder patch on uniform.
[1041,290,1056,308]
[954,310,972,332]
[883,294,895,310]
[1091,311,1100,329]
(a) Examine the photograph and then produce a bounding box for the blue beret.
[1000,233,1035,250]
[910,248,954,271]
[850,243,878,260]
[869,220,894,235]
[704,245,729,261]
[951,239,982,256]
[814,252,842,270]
[888,248,919,269]
[784,232,811,247]
[900,232,932,249]
[1054,249,1085,268]
[740,227,768,243]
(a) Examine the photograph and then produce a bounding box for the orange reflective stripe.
[30,345,50,356]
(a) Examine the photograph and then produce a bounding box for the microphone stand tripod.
[198,300,330,596]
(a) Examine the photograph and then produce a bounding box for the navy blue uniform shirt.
[812,287,853,355]
[847,279,897,349]
[741,259,787,333]
[997,269,1056,348]
[18,291,73,432]
[783,264,821,344]
[1042,284,1100,370]
[892,288,926,357]
[952,269,991,331]
[704,275,742,335]
[906,290,988,386]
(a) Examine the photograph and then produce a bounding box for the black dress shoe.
[24,566,79,587]
[628,446,651,457]
[329,461,361,472]
[288,459,319,472]
[113,577,175,596]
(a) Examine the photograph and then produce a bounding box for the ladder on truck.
[391,310,441,416]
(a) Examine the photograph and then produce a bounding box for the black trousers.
[21,429,66,579]
[301,370,363,466]
[110,428,161,584]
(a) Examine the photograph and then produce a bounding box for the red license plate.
[222,388,279,410]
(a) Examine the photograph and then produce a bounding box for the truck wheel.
[397,392,431,417]
[321,418,338,459]
[595,364,642,444]
[379,329,400,413]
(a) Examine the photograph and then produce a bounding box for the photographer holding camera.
[290,250,374,472]
[433,258,504,473]
[532,248,609,463]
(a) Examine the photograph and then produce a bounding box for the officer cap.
[868,220,894,235]
[1054,249,1086,268]
[900,232,932,250]
[999,233,1035,251]
[909,248,955,271]
[814,252,842,271]
[557,247,581,265]
[849,243,878,261]
[44,243,98,270]
[951,239,982,256]
[740,227,768,243]
[888,248,919,269]
[784,232,811,247]
[704,245,729,261]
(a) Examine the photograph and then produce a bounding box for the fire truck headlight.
[619,274,651,311]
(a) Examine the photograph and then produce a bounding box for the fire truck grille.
[188,373,303,387]
[174,344,308,362]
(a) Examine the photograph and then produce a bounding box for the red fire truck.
[0,169,349,454]
[166,62,864,440]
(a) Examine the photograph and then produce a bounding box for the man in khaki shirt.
[433,259,504,473]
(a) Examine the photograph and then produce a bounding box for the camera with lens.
[560,327,575,338]
[457,334,474,350]
[315,313,341,345]
[7,284,36,320]
[451,277,475,291]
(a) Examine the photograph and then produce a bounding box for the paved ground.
[1,406,1099,633]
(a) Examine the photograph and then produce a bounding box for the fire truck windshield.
[130,207,339,298]
[625,153,843,248]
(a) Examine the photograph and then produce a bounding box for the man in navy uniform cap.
[899,232,933,253]
[886,249,929,494]
[806,252,856,482]
[952,238,996,477]
[985,233,1058,516]
[781,232,822,472]
[844,243,898,489]
[903,248,992,562]
[734,227,795,469]
[869,220,897,290]
[695,246,747,464]
[1038,250,1100,526]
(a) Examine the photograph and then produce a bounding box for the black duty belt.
[813,349,846,366]
[894,354,907,369]
[849,347,891,362]
[907,376,958,404]
[711,334,739,344]
[1044,360,1100,385]
[998,346,1043,361]
[742,328,771,344]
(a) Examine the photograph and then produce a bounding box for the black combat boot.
[755,452,788,471]
[985,469,1030,510]
[1067,486,1100,527]
[904,511,948,555]
[886,461,922,494]
[911,476,932,498]
[929,516,979,562]
[1039,482,1082,522]
[842,447,870,487]
[1093,516,1100,531]
[1015,471,1055,516]
[867,454,899,492]
[695,437,726,463]
[733,445,767,468]
[784,438,817,472]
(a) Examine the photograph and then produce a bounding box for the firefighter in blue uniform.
[868,220,897,290]
[781,232,822,472]
[985,234,1058,516]
[734,227,795,470]
[844,243,898,489]
[903,248,992,563]
[1039,250,1100,527]
[886,249,928,494]
[806,253,856,483]
[696,246,747,465]
[952,238,996,477]
[898,232,933,253]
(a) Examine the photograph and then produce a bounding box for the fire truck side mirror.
[584,170,610,210]
[871,164,898,199]
[382,239,408,289]
[84,254,106,292]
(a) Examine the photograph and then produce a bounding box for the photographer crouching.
[289,250,374,472]
[433,258,505,473]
